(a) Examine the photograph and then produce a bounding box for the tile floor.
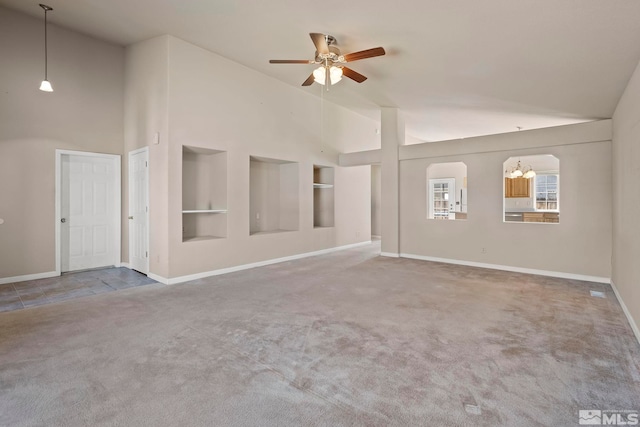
[0,268,158,312]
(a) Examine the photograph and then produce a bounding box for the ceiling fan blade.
[343,47,386,62]
[310,33,330,55]
[269,59,313,64]
[342,67,367,83]
[302,73,315,86]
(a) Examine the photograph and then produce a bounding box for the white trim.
[147,272,168,284]
[610,280,640,345]
[128,146,148,156]
[399,253,610,284]
[55,152,61,275]
[380,252,400,258]
[55,150,121,274]
[150,241,372,285]
[120,262,130,269]
[128,147,150,275]
[0,271,59,285]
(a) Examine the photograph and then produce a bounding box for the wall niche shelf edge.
[182,209,228,214]
[313,183,334,189]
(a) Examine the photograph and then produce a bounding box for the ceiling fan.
[269,33,385,87]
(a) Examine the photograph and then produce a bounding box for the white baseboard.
[150,241,373,285]
[371,235,381,239]
[120,262,130,269]
[399,253,611,284]
[610,280,640,345]
[380,252,400,258]
[147,272,167,284]
[0,271,59,285]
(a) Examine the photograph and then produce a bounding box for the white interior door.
[128,148,149,274]
[428,178,456,220]
[61,154,119,272]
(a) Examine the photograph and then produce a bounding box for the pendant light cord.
[44,8,48,80]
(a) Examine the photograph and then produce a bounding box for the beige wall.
[399,121,612,279]
[123,36,170,277]
[126,36,373,280]
[0,7,124,279]
[380,108,403,255]
[612,59,640,337]
[371,164,382,236]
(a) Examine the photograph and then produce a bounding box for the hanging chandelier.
[505,160,536,179]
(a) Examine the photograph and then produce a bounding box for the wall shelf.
[182,210,227,214]
[313,183,334,189]
[249,229,294,236]
[249,156,299,236]
[182,235,225,242]
[182,146,228,241]
[313,165,335,228]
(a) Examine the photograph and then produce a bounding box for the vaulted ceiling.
[4,0,640,142]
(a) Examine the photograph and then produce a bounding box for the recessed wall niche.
[426,162,468,220]
[313,165,334,228]
[503,154,559,223]
[249,156,299,235]
[182,146,228,242]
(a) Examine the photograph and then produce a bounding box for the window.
[535,174,558,211]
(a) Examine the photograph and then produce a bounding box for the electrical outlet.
[356,231,361,238]
[481,247,487,254]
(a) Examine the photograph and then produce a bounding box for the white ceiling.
[4,0,640,142]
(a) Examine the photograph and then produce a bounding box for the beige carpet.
[1,242,639,426]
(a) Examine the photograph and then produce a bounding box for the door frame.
[55,149,122,275]
[428,177,456,220]
[128,146,149,274]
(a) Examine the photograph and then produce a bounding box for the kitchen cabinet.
[522,212,559,223]
[522,212,544,223]
[505,177,531,198]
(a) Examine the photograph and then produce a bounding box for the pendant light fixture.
[505,160,536,179]
[39,4,54,92]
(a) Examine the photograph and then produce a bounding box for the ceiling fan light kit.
[269,33,385,87]
[312,65,343,85]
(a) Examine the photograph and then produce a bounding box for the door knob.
[128,216,134,220]
[60,218,66,223]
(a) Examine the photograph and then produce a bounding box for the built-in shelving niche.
[182,146,227,242]
[313,165,335,228]
[249,156,299,236]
